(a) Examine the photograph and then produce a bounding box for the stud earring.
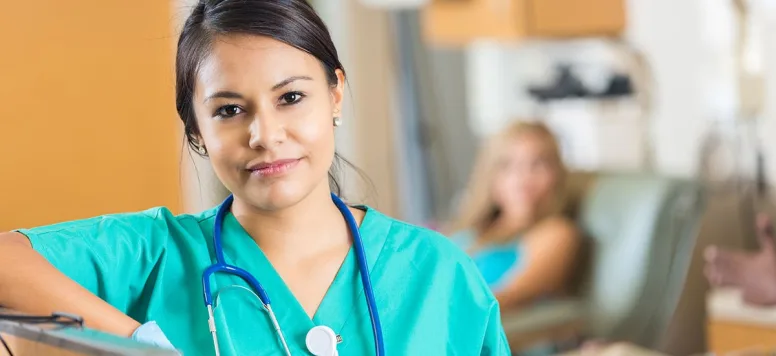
[333,117,342,127]
[197,145,207,155]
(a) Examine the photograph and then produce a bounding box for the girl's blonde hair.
[448,121,568,240]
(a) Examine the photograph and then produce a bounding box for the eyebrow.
[272,75,313,90]
[202,76,314,104]
[203,91,244,104]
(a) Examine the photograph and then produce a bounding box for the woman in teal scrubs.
[0,1,510,355]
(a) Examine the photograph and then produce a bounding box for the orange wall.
[0,1,182,231]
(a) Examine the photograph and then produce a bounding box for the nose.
[248,113,286,150]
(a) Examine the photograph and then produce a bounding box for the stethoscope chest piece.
[306,325,338,356]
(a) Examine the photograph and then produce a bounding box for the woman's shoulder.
[364,207,472,260]
[364,208,494,294]
[523,215,580,245]
[15,205,219,239]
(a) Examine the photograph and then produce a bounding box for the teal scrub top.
[17,205,511,355]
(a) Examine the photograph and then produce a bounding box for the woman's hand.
[132,321,178,351]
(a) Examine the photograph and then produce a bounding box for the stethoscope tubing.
[201,193,384,356]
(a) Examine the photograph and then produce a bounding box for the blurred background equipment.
[697,0,772,252]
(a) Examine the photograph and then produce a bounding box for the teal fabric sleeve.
[481,300,511,355]
[15,208,173,315]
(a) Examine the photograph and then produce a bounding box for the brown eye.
[214,105,243,118]
[280,92,305,105]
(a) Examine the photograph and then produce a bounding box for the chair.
[502,172,706,354]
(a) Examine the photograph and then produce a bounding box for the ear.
[330,69,345,117]
[190,134,207,154]
[192,134,205,148]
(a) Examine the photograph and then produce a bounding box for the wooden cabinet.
[0,1,182,231]
[421,0,627,47]
[707,289,776,354]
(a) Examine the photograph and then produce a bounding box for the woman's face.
[491,133,559,218]
[192,35,344,211]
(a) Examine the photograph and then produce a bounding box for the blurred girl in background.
[449,121,582,310]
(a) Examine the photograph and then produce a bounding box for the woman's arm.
[0,232,140,337]
[494,217,580,310]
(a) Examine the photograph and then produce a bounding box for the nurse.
[0,0,509,355]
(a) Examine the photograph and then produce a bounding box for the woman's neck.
[230,182,349,262]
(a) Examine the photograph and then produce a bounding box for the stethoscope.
[201,193,385,356]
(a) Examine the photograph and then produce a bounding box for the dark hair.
[176,0,350,195]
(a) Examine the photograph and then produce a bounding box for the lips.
[247,158,301,177]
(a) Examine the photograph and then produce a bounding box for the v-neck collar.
[312,206,391,333]
[217,205,390,351]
